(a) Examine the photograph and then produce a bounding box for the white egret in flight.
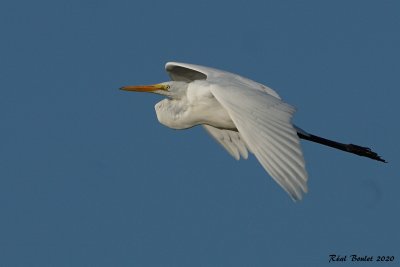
[121,62,386,201]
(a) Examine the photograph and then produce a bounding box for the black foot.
[346,144,387,163]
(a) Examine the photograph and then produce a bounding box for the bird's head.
[120,81,188,99]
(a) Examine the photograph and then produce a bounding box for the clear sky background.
[1,0,399,266]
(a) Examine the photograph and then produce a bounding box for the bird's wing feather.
[203,125,249,160]
[165,62,281,99]
[210,83,308,201]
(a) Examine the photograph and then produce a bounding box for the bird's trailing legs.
[295,126,387,163]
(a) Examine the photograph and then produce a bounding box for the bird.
[120,62,386,201]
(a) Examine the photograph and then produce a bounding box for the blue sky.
[1,0,399,266]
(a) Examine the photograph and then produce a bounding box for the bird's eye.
[166,85,170,90]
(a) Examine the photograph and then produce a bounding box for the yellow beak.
[120,84,168,92]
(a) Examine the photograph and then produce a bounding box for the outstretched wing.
[165,61,308,200]
[203,125,249,160]
[210,83,308,201]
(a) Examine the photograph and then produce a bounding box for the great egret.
[121,62,385,201]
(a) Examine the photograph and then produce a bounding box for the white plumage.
[121,62,386,201]
[122,62,307,200]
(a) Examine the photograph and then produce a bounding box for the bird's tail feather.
[295,126,387,163]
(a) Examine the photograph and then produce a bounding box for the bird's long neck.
[154,98,193,129]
